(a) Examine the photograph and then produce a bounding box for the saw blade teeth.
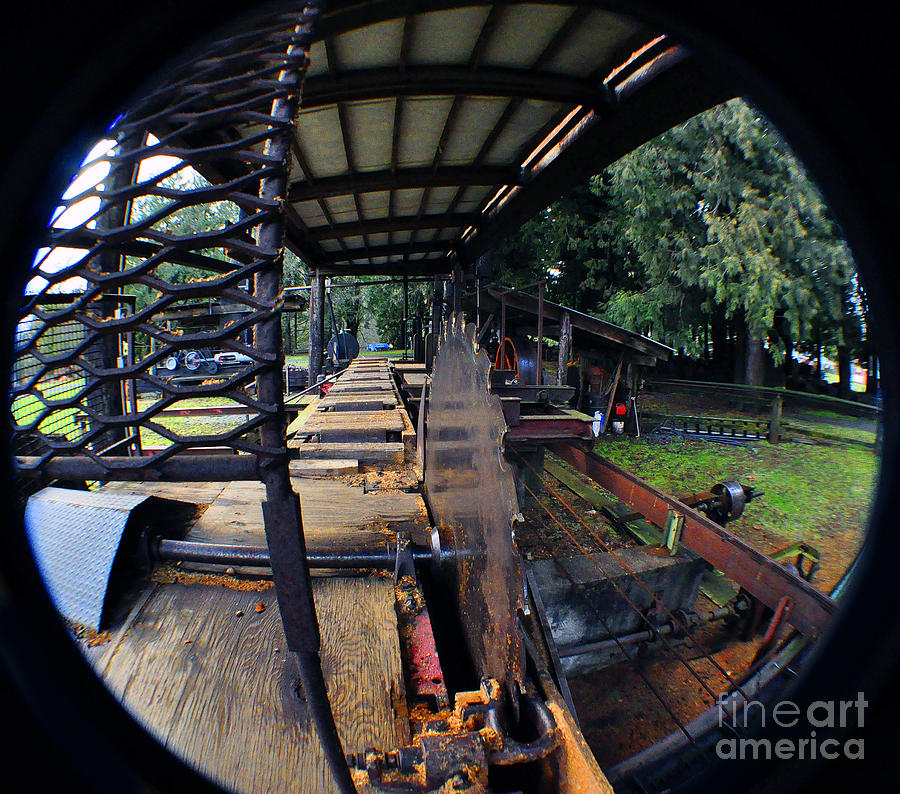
[425,309,526,697]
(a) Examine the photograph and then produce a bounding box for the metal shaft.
[154,538,430,570]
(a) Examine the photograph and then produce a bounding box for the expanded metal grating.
[10,7,314,479]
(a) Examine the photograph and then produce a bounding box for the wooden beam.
[287,135,348,258]
[325,37,373,267]
[408,6,505,258]
[319,259,450,277]
[429,4,594,248]
[315,0,616,44]
[306,212,475,242]
[322,240,452,263]
[462,54,736,262]
[300,66,611,109]
[287,165,522,202]
[485,287,671,360]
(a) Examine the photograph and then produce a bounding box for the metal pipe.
[154,538,432,569]
[558,606,733,658]
[16,453,260,481]
[285,368,341,399]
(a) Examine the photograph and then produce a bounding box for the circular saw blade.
[425,314,525,699]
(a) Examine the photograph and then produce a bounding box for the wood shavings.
[151,563,274,591]
[69,622,112,647]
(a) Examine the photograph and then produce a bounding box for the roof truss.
[284,2,737,274]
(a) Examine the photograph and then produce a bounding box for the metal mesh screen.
[10,8,313,478]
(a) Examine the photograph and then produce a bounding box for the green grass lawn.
[11,377,85,437]
[134,396,254,447]
[595,434,878,551]
[284,349,410,368]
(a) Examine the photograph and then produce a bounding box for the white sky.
[26,134,185,296]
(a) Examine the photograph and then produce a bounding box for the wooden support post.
[429,276,443,370]
[601,352,625,435]
[432,276,443,334]
[536,281,544,385]
[769,394,783,443]
[453,265,463,313]
[309,270,325,385]
[93,133,141,450]
[557,310,572,386]
[403,274,409,359]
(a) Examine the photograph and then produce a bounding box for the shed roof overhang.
[286,1,737,276]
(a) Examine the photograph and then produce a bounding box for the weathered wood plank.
[287,396,322,436]
[297,410,405,442]
[95,577,406,794]
[330,385,395,397]
[185,478,429,548]
[399,372,428,387]
[290,440,406,465]
[289,459,359,477]
[98,480,227,505]
[318,397,397,412]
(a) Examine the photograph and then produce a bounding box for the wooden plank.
[400,372,428,387]
[287,396,322,436]
[289,440,406,465]
[289,459,359,477]
[183,480,271,547]
[94,577,407,794]
[298,410,405,442]
[97,480,227,505]
[544,459,664,546]
[319,397,396,412]
[284,393,315,407]
[327,383,394,394]
[185,477,429,548]
[338,377,393,385]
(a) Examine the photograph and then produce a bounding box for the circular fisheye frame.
[0,3,897,794]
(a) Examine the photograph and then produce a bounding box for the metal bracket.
[664,509,684,555]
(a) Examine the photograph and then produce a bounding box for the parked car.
[213,351,254,366]
[365,342,392,352]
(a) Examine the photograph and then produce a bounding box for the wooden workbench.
[80,358,428,792]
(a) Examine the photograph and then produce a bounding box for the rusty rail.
[548,442,837,639]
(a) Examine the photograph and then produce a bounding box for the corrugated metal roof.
[288,2,735,275]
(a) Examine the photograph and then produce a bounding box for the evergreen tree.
[496,99,864,388]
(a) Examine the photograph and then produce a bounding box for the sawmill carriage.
[1,2,892,793]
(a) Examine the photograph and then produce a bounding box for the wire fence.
[9,9,312,477]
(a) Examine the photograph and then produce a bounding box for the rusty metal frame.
[548,442,837,639]
[11,12,315,475]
